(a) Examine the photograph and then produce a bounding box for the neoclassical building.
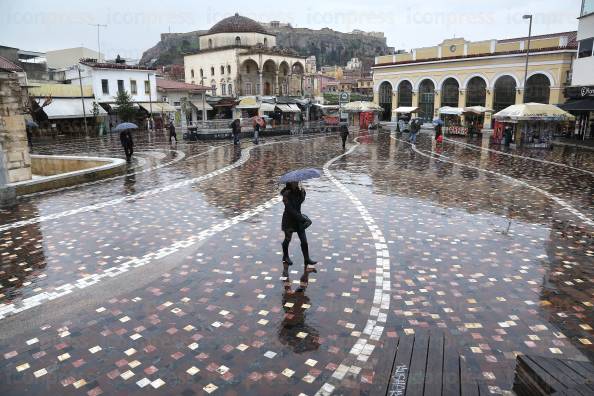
[372,32,577,125]
[184,14,306,97]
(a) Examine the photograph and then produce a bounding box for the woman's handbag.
[301,214,312,229]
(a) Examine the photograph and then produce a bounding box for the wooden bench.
[385,331,489,395]
[513,355,594,396]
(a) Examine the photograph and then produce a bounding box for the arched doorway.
[291,62,305,96]
[262,59,276,96]
[465,76,487,107]
[441,78,459,107]
[278,62,290,96]
[397,80,413,107]
[524,74,550,103]
[240,59,259,96]
[493,76,517,113]
[378,82,392,121]
[264,82,272,95]
[418,79,435,122]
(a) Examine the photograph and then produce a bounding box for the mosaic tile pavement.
[0,129,592,395]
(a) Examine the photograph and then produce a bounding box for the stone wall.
[0,73,31,184]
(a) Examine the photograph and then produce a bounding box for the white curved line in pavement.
[0,134,336,233]
[316,137,391,396]
[442,136,594,176]
[393,135,594,228]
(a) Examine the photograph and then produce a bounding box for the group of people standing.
[230,117,267,146]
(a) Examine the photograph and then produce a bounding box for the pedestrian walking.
[120,130,134,161]
[504,125,513,148]
[434,123,443,144]
[281,182,317,268]
[253,116,264,145]
[230,118,241,145]
[339,122,349,150]
[410,118,420,145]
[168,120,177,144]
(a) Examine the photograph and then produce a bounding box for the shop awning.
[236,96,259,109]
[559,98,594,112]
[276,104,301,113]
[464,106,493,114]
[41,98,107,119]
[439,106,463,115]
[137,102,177,113]
[190,100,213,111]
[260,102,276,112]
[394,106,418,113]
[494,103,575,121]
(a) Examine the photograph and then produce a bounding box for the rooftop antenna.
[89,23,107,61]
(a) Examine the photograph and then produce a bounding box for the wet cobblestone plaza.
[0,129,593,395]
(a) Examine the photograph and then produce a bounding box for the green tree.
[115,90,136,122]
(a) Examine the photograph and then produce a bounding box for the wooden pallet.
[385,330,488,396]
[513,354,594,396]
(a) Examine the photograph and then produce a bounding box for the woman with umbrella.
[279,168,320,268]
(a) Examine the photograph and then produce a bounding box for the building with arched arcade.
[183,14,306,98]
[372,32,577,127]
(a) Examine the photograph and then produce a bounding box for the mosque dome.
[207,13,270,35]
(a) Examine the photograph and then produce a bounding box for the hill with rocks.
[140,24,390,71]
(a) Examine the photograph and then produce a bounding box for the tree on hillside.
[115,90,136,122]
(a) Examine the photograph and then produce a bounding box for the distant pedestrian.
[168,120,177,144]
[281,182,317,268]
[504,125,513,148]
[230,119,241,145]
[410,118,420,145]
[339,122,349,150]
[434,123,443,144]
[120,130,134,161]
[253,116,263,145]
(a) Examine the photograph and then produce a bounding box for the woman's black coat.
[281,186,306,232]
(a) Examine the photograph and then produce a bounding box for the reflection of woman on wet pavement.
[278,267,320,353]
[281,182,317,267]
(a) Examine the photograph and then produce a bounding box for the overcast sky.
[1,0,582,60]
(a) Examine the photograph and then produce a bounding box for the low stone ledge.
[7,155,127,196]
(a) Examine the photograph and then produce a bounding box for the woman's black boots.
[282,240,293,266]
[301,242,317,266]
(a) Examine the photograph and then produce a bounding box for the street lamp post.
[77,65,89,137]
[147,72,153,132]
[522,14,533,103]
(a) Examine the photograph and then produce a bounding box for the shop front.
[561,86,594,140]
[493,103,575,148]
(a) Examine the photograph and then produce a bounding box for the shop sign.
[445,126,468,136]
[580,86,594,97]
[565,86,594,98]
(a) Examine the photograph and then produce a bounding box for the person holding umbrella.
[114,122,137,161]
[279,168,320,268]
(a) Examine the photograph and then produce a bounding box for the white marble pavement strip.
[0,134,332,233]
[0,196,283,320]
[19,149,188,199]
[441,135,594,177]
[395,135,594,228]
[315,136,392,396]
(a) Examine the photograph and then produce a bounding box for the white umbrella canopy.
[343,101,383,112]
[493,103,575,121]
[464,106,493,114]
[439,106,464,115]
